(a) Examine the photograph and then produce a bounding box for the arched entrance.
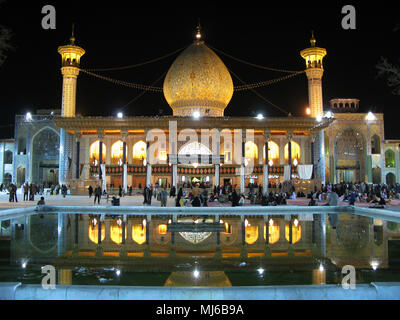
[335,128,365,183]
[372,166,382,184]
[31,127,60,185]
[386,172,396,186]
[178,142,213,187]
[17,167,25,186]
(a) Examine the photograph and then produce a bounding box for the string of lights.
[81,45,189,72]
[228,67,290,115]
[80,67,304,93]
[234,71,305,91]
[120,70,168,111]
[79,69,163,92]
[208,44,303,74]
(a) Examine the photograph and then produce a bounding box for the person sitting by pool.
[37,196,45,205]
[111,196,120,206]
[238,194,245,206]
[308,197,317,206]
[349,192,356,205]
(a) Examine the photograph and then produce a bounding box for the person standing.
[23,183,29,201]
[119,185,122,197]
[9,184,14,202]
[146,185,153,205]
[176,187,183,207]
[160,188,168,207]
[231,189,239,207]
[88,185,93,198]
[94,185,101,204]
[143,186,148,205]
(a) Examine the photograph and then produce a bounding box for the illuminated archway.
[88,218,105,244]
[132,141,147,164]
[284,141,301,164]
[245,141,258,163]
[245,225,258,245]
[263,141,279,164]
[90,140,106,165]
[111,140,127,165]
[285,221,302,244]
[264,222,280,244]
[110,219,127,244]
[178,141,212,155]
[132,223,146,245]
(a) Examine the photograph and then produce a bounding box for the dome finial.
[195,19,202,41]
[310,30,316,47]
[70,23,76,45]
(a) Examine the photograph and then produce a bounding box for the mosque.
[1,27,398,194]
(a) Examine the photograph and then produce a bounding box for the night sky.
[0,1,398,139]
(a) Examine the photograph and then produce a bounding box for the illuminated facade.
[1,30,398,189]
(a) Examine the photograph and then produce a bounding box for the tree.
[0,0,12,67]
[376,23,400,95]
[376,57,400,95]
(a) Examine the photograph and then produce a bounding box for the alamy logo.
[41,5,56,30]
[41,265,56,289]
[341,5,356,30]
[341,265,356,289]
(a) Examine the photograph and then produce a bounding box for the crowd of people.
[4,177,399,209]
[2,182,70,203]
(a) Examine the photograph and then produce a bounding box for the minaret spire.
[310,30,316,47]
[70,23,76,45]
[195,19,202,41]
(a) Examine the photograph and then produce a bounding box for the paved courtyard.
[2,190,400,212]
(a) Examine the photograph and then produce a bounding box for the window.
[132,140,147,163]
[284,141,301,164]
[371,135,380,154]
[385,149,396,168]
[263,141,279,163]
[4,150,13,164]
[111,140,127,165]
[89,141,106,165]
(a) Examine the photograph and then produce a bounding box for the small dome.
[163,40,234,117]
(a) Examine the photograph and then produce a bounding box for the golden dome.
[163,40,234,117]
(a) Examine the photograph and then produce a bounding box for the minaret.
[57,25,85,117]
[300,31,327,118]
[58,25,85,185]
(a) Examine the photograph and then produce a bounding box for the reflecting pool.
[1,211,400,287]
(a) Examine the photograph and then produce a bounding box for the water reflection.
[4,212,400,286]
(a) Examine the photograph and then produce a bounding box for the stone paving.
[1,190,400,212]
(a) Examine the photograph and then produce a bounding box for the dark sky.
[0,1,399,138]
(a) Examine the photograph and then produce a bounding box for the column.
[214,129,221,187]
[172,164,177,188]
[315,130,326,185]
[287,132,293,181]
[145,131,152,187]
[310,133,315,180]
[97,130,104,181]
[26,126,31,183]
[74,132,81,179]
[59,128,73,185]
[263,131,270,195]
[82,136,90,180]
[240,130,246,194]
[121,129,128,193]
